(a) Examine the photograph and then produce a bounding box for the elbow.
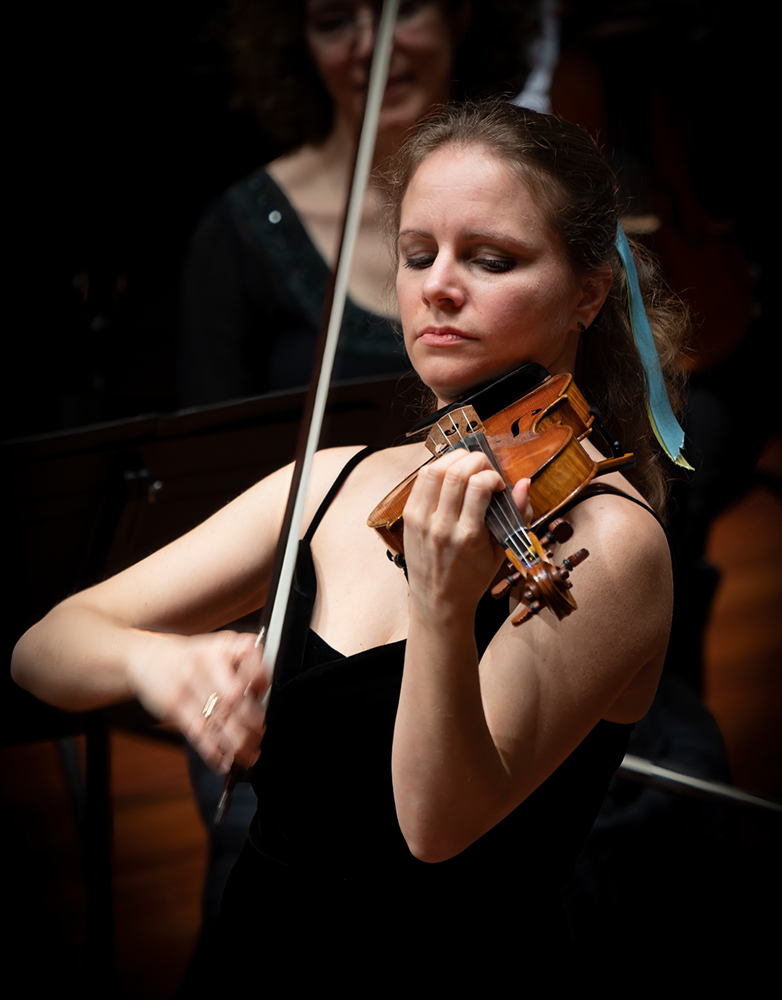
[11,630,37,694]
[406,840,459,865]
[400,816,479,865]
[11,622,72,710]
[398,787,518,864]
[395,782,511,864]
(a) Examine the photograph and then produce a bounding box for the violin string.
[440,409,526,551]
[472,437,536,569]
[440,409,536,569]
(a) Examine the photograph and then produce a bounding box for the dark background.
[5,0,773,441]
[8,1,273,438]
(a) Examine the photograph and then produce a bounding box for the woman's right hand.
[10,451,350,770]
[127,629,270,774]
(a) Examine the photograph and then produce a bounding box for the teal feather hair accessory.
[615,222,692,469]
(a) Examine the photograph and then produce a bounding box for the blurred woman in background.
[177,0,539,403]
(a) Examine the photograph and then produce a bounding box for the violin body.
[429,373,597,530]
[367,371,634,624]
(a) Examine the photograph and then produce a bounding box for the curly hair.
[383,99,690,518]
[220,0,541,150]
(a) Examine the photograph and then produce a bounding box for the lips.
[417,326,476,345]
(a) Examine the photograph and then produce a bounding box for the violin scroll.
[494,539,590,626]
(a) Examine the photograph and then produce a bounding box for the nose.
[422,254,465,310]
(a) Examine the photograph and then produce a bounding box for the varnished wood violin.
[368,365,635,625]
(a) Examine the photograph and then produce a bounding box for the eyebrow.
[398,227,539,251]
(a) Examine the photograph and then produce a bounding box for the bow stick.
[216,0,401,821]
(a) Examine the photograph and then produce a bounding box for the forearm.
[11,598,160,711]
[392,599,515,863]
[12,595,270,772]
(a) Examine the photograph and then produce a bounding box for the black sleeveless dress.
[188,449,633,991]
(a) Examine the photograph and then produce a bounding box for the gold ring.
[202,692,219,719]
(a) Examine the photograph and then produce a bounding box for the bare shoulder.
[231,445,367,517]
[199,444,382,543]
[304,445,375,501]
[302,443,418,522]
[309,442,419,493]
[309,444,371,478]
[567,486,670,572]
[490,485,672,726]
[562,486,672,636]
[558,488,672,720]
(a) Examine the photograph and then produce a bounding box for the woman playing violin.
[13,100,688,986]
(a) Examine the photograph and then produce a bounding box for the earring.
[577,321,587,332]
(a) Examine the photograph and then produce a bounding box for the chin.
[380,91,437,134]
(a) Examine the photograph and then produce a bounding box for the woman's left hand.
[402,449,530,617]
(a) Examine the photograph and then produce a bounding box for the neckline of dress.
[309,628,406,662]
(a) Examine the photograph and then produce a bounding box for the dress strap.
[560,483,668,535]
[304,446,378,542]
[268,446,378,688]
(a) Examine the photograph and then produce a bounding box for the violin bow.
[216,0,401,821]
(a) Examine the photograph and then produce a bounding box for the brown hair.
[385,99,690,518]
[220,1,540,151]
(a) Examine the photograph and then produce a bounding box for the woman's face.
[305,0,462,139]
[397,145,594,406]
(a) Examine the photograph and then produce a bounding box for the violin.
[368,365,635,625]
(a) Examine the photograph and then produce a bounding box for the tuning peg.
[541,517,573,547]
[562,548,589,572]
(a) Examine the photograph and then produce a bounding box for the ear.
[573,265,612,331]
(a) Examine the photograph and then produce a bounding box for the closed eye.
[402,255,435,270]
[475,257,516,273]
